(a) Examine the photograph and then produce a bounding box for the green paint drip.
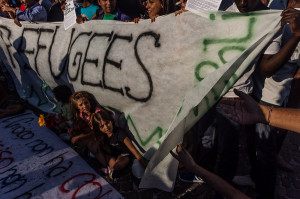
[126,115,164,147]
[204,97,210,109]
[177,106,182,117]
[218,46,246,64]
[209,13,216,21]
[195,61,219,82]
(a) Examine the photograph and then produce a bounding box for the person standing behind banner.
[96,0,132,21]
[47,0,65,21]
[1,0,47,22]
[146,0,174,22]
[76,0,99,23]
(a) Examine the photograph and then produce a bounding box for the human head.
[20,0,36,8]
[234,0,262,12]
[92,111,114,136]
[58,0,66,11]
[52,85,73,104]
[260,0,269,6]
[146,0,174,19]
[70,91,97,121]
[98,0,116,15]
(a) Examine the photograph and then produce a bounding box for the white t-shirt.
[253,24,299,106]
[220,2,282,98]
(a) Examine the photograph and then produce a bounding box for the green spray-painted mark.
[193,106,198,117]
[218,46,246,64]
[195,61,219,82]
[127,115,167,147]
[211,88,220,101]
[224,74,239,90]
[177,106,182,117]
[209,13,216,21]
[204,96,210,109]
[156,140,161,146]
[203,17,257,51]
[221,12,258,20]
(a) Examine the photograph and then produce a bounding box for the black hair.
[53,85,73,104]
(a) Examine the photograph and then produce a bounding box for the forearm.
[260,104,300,133]
[190,165,249,199]
[260,35,300,77]
[124,137,147,169]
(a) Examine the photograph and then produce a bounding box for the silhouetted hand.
[219,89,267,125]
[170,144,197,172]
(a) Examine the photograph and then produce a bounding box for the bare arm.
[170,145,250,199]
[262,105,300,133]
[124,137,147,169]
[259,36,300,77]
[220,89,300,134]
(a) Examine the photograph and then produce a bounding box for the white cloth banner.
[0,111,122,198]
[0,10,281,191]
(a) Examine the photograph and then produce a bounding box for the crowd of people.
[0,0,186,26]
[0,0,300,198]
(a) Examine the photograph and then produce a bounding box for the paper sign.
[186,0,223,11]
[64,0,76,30]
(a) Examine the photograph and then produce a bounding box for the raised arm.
[259,35,300,78]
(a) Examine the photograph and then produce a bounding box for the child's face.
[99,0,116,15]
[146,0,163,19]
[99,119,113,135]
[76,97,91,114]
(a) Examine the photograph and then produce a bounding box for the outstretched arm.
[124,137,147,169]
[259,6,300,77]
[220,89,300,133]
[170,145,250,199]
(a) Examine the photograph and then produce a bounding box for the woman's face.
[76,97,91,115]
[146,0,163,19]
[98,119,113,136]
